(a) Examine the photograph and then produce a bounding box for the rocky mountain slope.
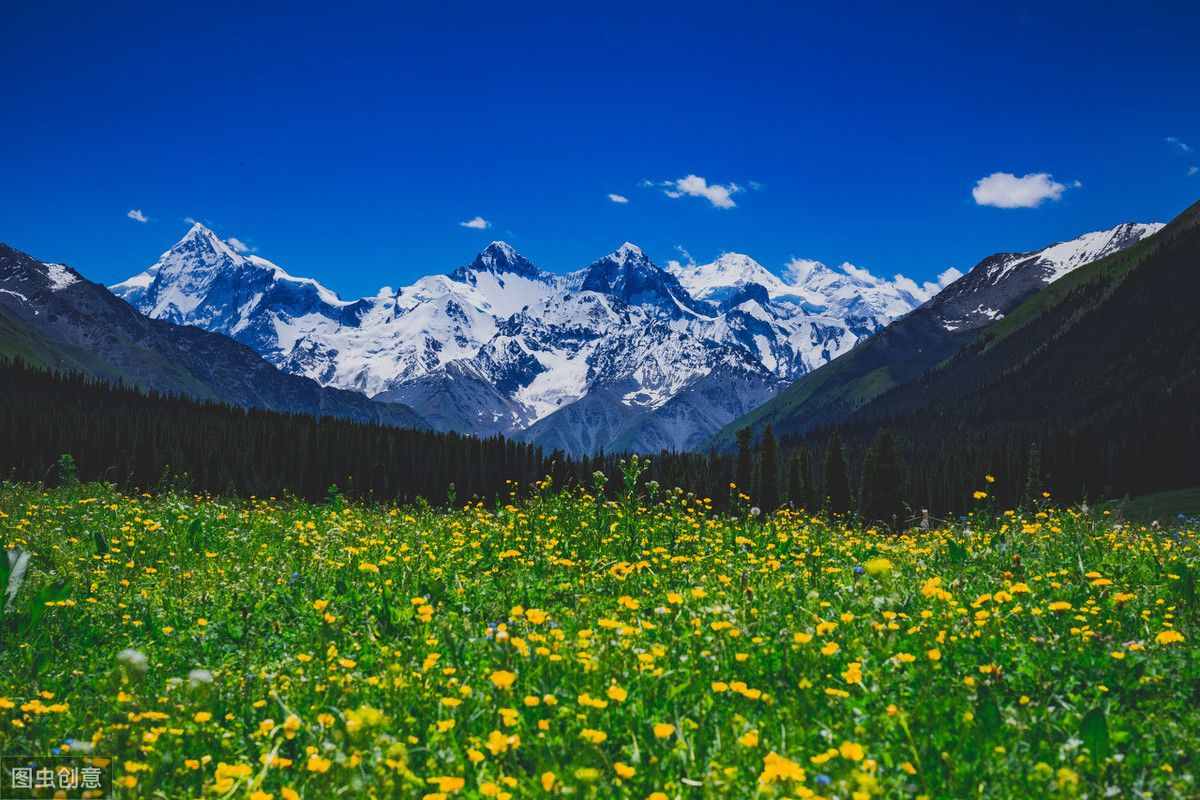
[0,243,427,429]
[714,221,1163,447]
[787,199,1199,509]
[113,225,953,454]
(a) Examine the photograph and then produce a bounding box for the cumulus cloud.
[783,258,827,284]
[937,267,964,286]
[607,193,629,204]
[893,267,964,302]
[226,237,251,253]
[892,275,923,297]
[839,261,883,286]
[647,175,742,209]
[971,172,1071,209]
[784,255,963,303]
[665,244,697,272]
[1166,136,1192,153]
[459,216,491,230]
[127,209,148,223]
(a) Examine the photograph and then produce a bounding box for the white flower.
[188,668,214,686]
[116,648,148,675]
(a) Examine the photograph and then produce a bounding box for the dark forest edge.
[5,355,1196,523]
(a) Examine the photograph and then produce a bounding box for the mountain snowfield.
[112,221,1155,454]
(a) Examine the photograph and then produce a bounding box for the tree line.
[3,357,1194,520]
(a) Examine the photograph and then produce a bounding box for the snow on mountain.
[111,220,1158,455]
[936,221,1165,332]
[0,242,427,430]
[1014,222,1164,283]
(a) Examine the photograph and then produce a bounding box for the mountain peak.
[451,240,546,283]
[179,221,225,246]
[484,240,517,257]
[164,222,243,265]
[609,242,646,265]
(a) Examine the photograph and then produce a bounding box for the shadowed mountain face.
[787,199,1200,507]
[0,243,427,429]
[713,222,1163,447]
[106,218,1160,456]
[112,226,955,455]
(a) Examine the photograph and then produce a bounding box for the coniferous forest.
[4,351,1197,521]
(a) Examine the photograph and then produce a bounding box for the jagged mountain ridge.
[0,243,428,430]
[714,221,1164,447]
[113,226,956,454]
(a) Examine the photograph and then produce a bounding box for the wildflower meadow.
[1,463,1197,799]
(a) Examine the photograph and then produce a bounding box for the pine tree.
[859,429,903,528]
[1023,441,1042,508]
[858,438,879,518]
[757,425,779,511]
[823,431,851,514]
[788,449,809,509]
[735,428,754,502]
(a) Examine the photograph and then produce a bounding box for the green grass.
[1099,488,1200,524]
[981,200,1200,353]
[2,470,1198,799]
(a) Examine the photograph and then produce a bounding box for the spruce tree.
[1023,441,1042,508]
[823,431,851,514]
[788,449,809,509]
[758,425,779,511]
[858,438,880,519]
[859,429,903,528]
[735,428,754,502]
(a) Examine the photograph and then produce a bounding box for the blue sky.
[3,1,1198,298]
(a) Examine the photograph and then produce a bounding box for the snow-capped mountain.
[930,222,1164,331]
[0,242,426,429]
[113,224,949,453]
[712,220,1165,447]
[112,220,1155,455]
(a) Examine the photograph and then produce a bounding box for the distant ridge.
[714,220,1163,447]
[0,242,427,429]
[111,225,954,454]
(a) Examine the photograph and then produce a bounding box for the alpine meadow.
[4,3,1200,799]
[2,464,1198,799]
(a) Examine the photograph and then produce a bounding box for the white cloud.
[665,245,696,272]
[1189,166,1198,176]
[839,261,882,286]
[607,193,629,204]
[127,208,148,223]
[226,237,251,253]
[459,216,491,230]
[893,266,965,302]
[1166,136,1192,153]
[971,172,1070,209]
[655,174,742,209]
[892,275,922,296]
[184,216,198,225]
[937,267,964,286]
[783,257,826,284]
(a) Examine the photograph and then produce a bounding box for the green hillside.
[711,304,968,449]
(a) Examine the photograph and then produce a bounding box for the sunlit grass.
[1,465,1197,799]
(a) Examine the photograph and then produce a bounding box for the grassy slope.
[719,198,1200,450]
[1,482,1197,799]
[976,201,1199,351]
[1101,488,1200,523]
[711,311,966,448]
[0,301,213,395]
